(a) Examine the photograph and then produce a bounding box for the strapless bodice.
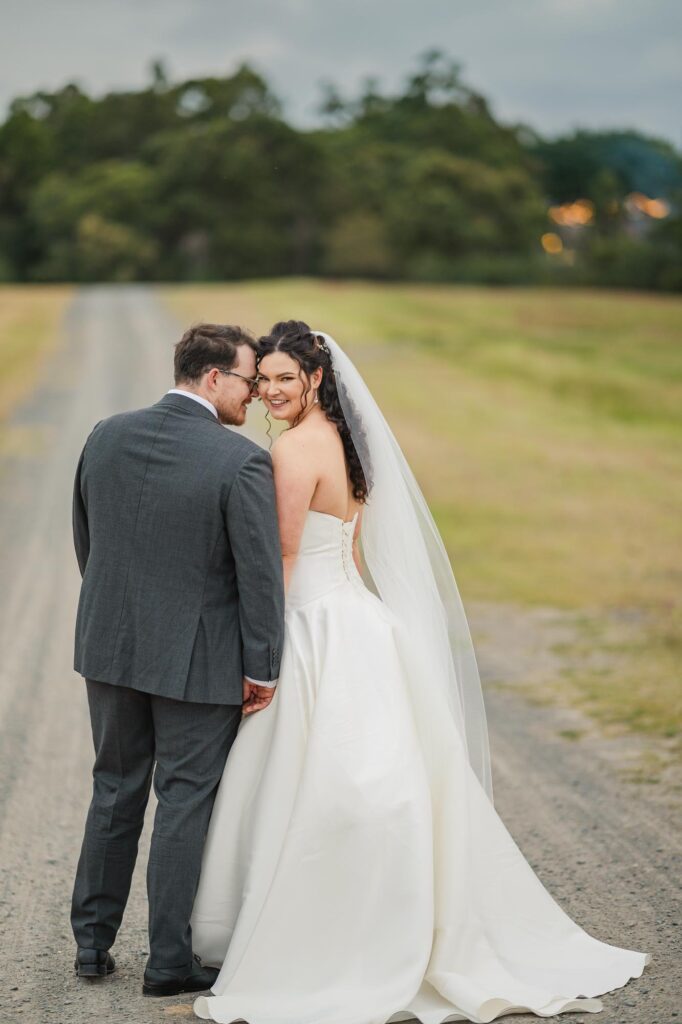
[286,510,364,609]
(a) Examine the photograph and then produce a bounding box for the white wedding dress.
[191,508,649,1024]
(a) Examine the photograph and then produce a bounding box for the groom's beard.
[217,401,250,427]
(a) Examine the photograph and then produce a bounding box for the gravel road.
[0,287,677,1024]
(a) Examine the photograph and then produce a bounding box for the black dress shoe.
[74,947,116,978]
[143,954,218,997]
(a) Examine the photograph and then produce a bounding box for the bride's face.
[258,351,318,424]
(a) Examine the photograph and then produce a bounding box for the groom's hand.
[242,678,275,716]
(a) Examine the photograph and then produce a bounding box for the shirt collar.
[167,389,218,419]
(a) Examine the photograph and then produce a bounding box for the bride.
[191,321,649,1024]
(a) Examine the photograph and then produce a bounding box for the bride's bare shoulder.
[272,422,337,461]
[271,428,315,473]
[272,429,304,456]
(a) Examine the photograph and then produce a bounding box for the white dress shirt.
[166,388,276,688]
[167,388,219,418]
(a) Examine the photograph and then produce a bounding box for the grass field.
[0,286,73,426]
[164,280,682,753]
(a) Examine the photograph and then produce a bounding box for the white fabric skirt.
[192,579,649,1024]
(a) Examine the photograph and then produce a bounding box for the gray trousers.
[71,679,241,971]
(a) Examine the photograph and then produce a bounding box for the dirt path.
[0,287,677,1024]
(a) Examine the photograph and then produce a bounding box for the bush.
[586,235,682,291]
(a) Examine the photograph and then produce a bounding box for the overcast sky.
[1,0,680,146]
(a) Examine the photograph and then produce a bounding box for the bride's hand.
[242,679,276,716]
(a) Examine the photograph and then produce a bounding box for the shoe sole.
[142,980,214,997]
[75,964,115,978]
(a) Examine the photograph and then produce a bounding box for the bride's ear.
[311,367,323,389]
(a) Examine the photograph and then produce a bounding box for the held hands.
[242,678,276,716]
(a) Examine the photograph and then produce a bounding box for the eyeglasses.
[217,369,259,392]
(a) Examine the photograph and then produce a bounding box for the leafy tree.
[0,55,678,288]
[29,161,157,280]
[385,150,545,277]
[145,115,323,279]
[0,108,53,277]
[532,129,682,204]
[323,212,392,277]
[328,50,532,171]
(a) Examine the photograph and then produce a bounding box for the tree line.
[0,53,680,289]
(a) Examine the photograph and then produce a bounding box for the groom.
[70,323,284,996]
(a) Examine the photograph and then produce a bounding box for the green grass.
[163,280,682,747]
[0,286,73,423]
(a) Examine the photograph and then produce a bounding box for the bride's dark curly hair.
[257,320,371,503]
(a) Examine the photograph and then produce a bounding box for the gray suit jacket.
[73,393,285,704]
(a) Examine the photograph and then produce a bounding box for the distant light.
[549,199,594,227]
[646,200,669,218]
[626,192,670,219]
[541,232,563,254]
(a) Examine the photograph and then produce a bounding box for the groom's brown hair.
[174,323,256,383]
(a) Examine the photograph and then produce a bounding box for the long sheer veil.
[315,331,494,803]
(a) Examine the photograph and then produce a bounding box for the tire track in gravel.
[0,286,677,1024]
[0,286,181,1024]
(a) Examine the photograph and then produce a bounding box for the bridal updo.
[257,321,371,503]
